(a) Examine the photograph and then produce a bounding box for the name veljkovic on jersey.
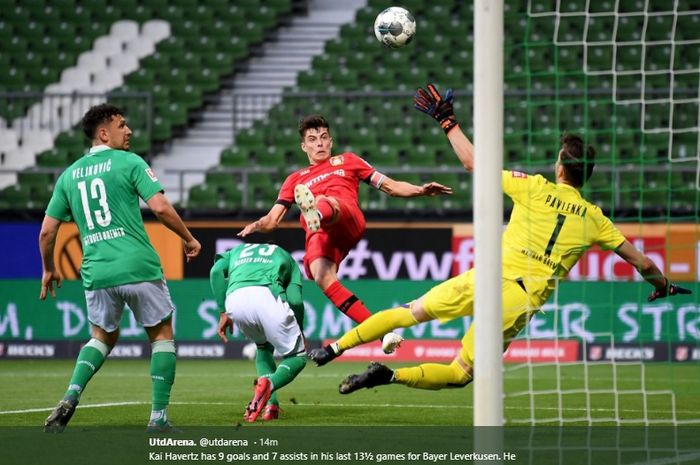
[84,227,125,246]
[234,257,273,267]
[304,169,345,187]
[544,194,588,217]
[71,160,112,180]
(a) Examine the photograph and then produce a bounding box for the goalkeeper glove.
[413,83,458,134]
[647,279,692,302]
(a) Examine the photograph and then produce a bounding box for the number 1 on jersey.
[544,214,566,257]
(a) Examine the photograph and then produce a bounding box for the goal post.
[473,0,505,427]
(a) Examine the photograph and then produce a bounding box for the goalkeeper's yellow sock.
[337,306,418,351]
[393,360,472,390]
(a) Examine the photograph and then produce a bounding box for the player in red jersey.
[239,115,452,352]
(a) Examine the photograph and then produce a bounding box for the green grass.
[1,360,699,427]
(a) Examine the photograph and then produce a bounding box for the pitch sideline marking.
[0,401,690,417]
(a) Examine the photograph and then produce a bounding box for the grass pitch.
[1,360,699,427]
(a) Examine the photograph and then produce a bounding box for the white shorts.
[84,279,175,333]
[225,286,304,357]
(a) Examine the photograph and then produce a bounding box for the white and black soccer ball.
[373,6,416,48]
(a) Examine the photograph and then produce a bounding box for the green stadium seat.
[190,67,219,92]
[220,146,251,167]
[671,133,698,161]
[404,144,437,167]
[3,5,30,23]
[171,20,200,41]
[242,22,264,43]
[674,73,699,100]
[588,0,615,13]
[188,184,218,208]
[586,15,614,42]
[645,45,671,72]
[297,70,324,90]
[330,69,358,88]
[127,68,155,87]
[586,44,613,73]
[616,44,642,72]
[247,6,276,29]
[161,102,187,126]
[616,15,643,42]
[325,37,351,55]
[189,36,217,54]
[207,20,231,43]
[152,116,172,141]
[44,51,76,71]
[202,51,234,76]
[36,148,68,168]
[255,146,285,166]
[0,184,31,207]
[17,170,54,190]
[62,5,91,24]
[267,0,291,13]
[216,182,243,209]
[646,15,674,42]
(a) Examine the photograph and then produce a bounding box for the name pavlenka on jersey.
[544,194,588,218]
[71,159,112,180]
[83,227,125,246]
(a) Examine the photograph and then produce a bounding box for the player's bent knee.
[449,359,472,387]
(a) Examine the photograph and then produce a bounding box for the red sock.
[322,281,372,323]
[316,197,335,227]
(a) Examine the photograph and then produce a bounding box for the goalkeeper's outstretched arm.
[413,83,474,172]
[446,127,474,172]
[615,240,692,302]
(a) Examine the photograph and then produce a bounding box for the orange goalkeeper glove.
[647,279,692,302]
[413,83,458,134]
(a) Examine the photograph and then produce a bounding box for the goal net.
[502,0,700,426]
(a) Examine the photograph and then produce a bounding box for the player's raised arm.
[378,176,452,197]
[147,192,201,262]
[238,203,288,237]
[615,240,692,301]
[414,83,474,172]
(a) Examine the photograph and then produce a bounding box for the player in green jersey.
[210,243,306,422]
[309,84,692,394]
[39,103,201,432]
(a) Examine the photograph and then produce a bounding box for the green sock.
[65,338,109,401]
[255,343,279,406]
[151,340,176,412]
[268,354,307,393]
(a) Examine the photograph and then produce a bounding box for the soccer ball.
[373,6,416,48]
[242,342,257,360]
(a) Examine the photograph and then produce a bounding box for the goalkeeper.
[309,84,693,394]
[211,242,307,422]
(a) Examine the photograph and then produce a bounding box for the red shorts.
[303,200,366,278]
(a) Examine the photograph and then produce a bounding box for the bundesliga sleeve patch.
[512,171,527,178]
[369,171,385,189]
[146,168,158,181]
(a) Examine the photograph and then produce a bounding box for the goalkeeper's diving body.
[238,115,452,354]
[309,84,693,394]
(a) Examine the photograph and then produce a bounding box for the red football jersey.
[276,152,381,209]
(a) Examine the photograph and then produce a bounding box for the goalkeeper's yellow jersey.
[501,170,626,303]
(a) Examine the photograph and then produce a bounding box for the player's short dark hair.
[559,134,595,188]
[298,114,330,139]
[82,103,124,140]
